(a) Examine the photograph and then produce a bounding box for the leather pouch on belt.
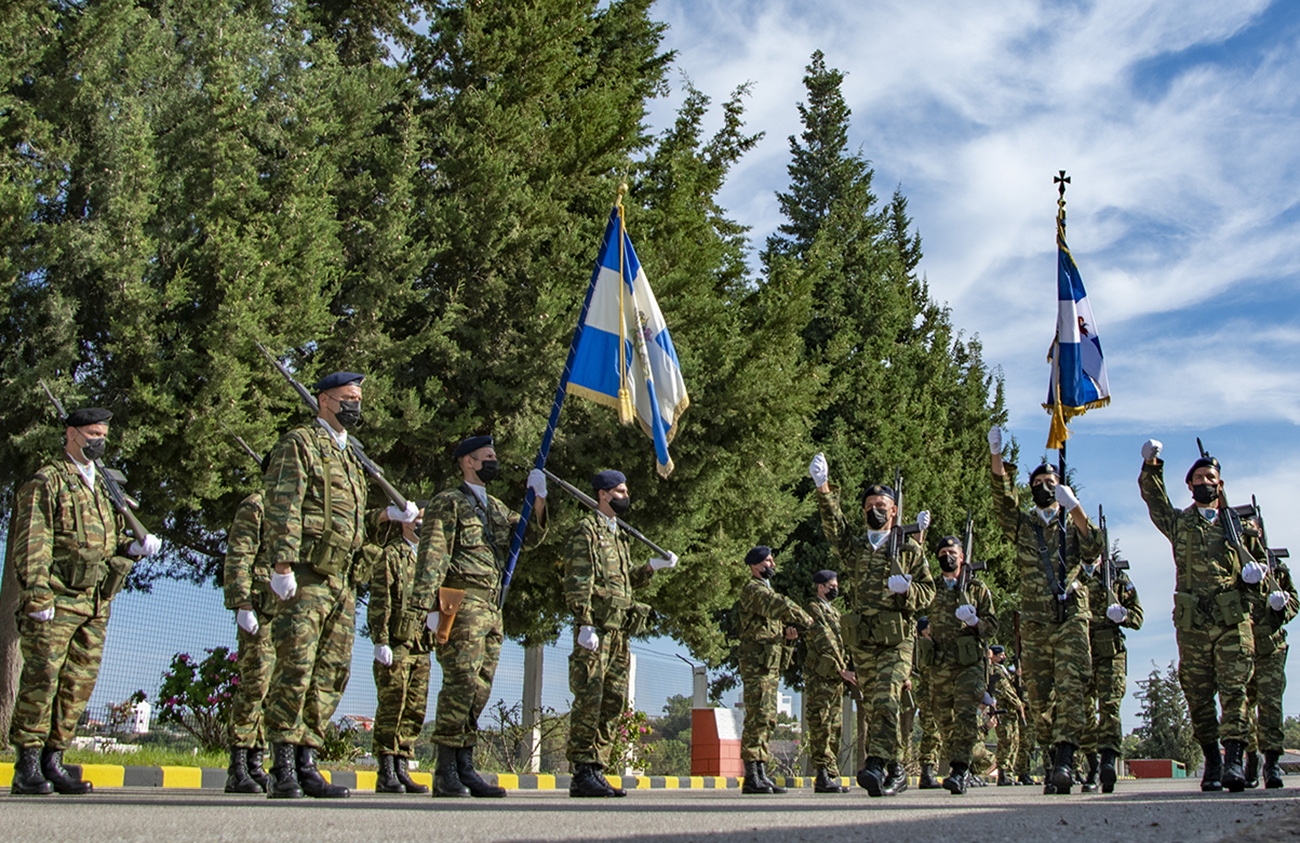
[624,602,651,636]
[436,587,466,645]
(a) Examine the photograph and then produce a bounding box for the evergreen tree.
[1132,662,1198,768]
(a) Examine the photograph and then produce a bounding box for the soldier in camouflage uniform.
[1139,439,1266,792]
[411,435,548,798]
[1079,558,1143,793]
[810,453,935,797]
[737,545,813,794]
[8,407,162,796]
[803,569,854,793]
[261,371,418,800]
[564,470,677,798]
[988,427,1103,795]
[370,502,433,794]
[1240,520,1297,789]
[222,489,275,793]
[986,645,1024,786]
[902,618,942,788]
[926,535,997,795]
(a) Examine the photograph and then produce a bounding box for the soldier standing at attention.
[8,407,162,795]
[988,427,1102,795]
[411,435,548,798]
[1138,439,1266,792]
[986,645,1025,786]
[262,371,418,799]
[737,546,812,794]
[803,569,854,793]
[370,501,433,794]
[564,470,677,798]
[1079,555,1143,793]
[810,453,934,797]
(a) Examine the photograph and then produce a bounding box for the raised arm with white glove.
[809,453,829,488]
[1141,439,1162,462]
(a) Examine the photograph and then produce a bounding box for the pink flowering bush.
[608,709,655,773]
[155,647,239,751]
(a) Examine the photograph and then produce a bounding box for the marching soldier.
[1080,555,1143,793]
[261,371,418,799]
[737,545,812,794]
[905,618,943,789]
[811,453,934,797]
[370,501,432,794]
[986,645,1025,786]
[411,435,548,798]
[1138,439,1265,792]
[988,427,1103,794]
[1241,518,1298,789]
[926,535,997,795]
[564,470,677,798]
[8,407,162,795]
[803,569,854,793]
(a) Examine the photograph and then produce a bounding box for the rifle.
[886,466,923,571]
[540,468,672,558]
[1196,438,1280,592]
[219,421,264,468]
[39,379,148,543]
[958,509,987,592]
[254,340,408,511]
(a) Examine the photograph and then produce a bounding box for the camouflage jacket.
[988,662,1022,712]
[1081,565,1144,643]
[369,534,431,652]
[222,492,269,610]
[1244,560,1298,653]
[410,483,547,612]
[6,456,132,616]
[991,464,1102,624]
[738,577,812,644]
[926,573,997,663]
[563,511,653,630]
[263,423,369,572]
[803,597,848,680]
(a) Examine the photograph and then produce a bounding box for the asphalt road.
[1,779,1296,842]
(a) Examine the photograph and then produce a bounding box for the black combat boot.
[857,756,886,796]
[246,747,270,792]
[569,763,610,797]
[10,746,52,795]
[225,746,262,793]
[1048,743,1075,795]
[41,748,91,795]
[997,768,1011,786]
[814,768,849,793]
[742,760,774,794]
[918,763,942,789]
[375,754,405,793]
[882,760,908,795]
[1017,772,1033,785]
[757,761,786,794]
[943,761,968,795]
[598,764,627,797]
[1099,748,1119,793]
[1263,750,1285,789]
[456,746,506,797]
[296,745,350,798]
[267,743,303,799]
[433,745,469,797]
[1200,742,1224,792]
[1221,739,1247,792]
[1081,751,1099,792]
[393,756,428,794]
[1243,751,1259,789]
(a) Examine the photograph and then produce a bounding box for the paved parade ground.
[1,779,1295,842]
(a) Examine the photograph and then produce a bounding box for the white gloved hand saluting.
[270,570,297,601]
[426,611,441,632]
[387,501,419,523]
[916,510,931,532]
[237,608,259,635]
[649,552,678,571]
[1241,561,1267,586]
[955,604,979,626]
[1054,484,1080,512]
[527,469,547,499]
[887,574,912,595]
[577,625,600,651]
[374,644,394,666]
[28,607,54,622]
[128,534,162,558]
[1106,604,1128,624]
[987,426,1003,455]
[1269,591,1289,611]
[1141,439,1162,462]
[809,453,829,487]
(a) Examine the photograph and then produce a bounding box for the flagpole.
[498,185,628,609]
[1054,171,1072,604]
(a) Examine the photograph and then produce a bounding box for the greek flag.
[1046,217,1109,448]
[567,207,689,476]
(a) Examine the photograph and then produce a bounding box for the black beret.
[812,569,838,585]
[990,644,1005,655]
[862,484,896,502]
[1185,456,1221,484]
[936,535,961,552]
[64,407,113,427]
[745,545,773,567]
[312,371,365,392]
[453,435,494,459]
[1029,463,1060,483]
[591,470,627,492]
[916,616,929,633]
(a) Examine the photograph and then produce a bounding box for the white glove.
[577,625,600,651]
[915,510,931,532]
[1054,484,1080,512]
[1241,561,1267,585]
[987,426,1003,455]
[982,692,995,706]
[28,607,54,622]
[809,453,829,487]
[374,644,394,666]
[237,608,259,635]
[1106,603,1128,624]
[386,501,419,523]
[887,574,912,594]
[955,604,979,626]
[426,611,441,632]
[1141,439,1162,462]
[649,552,678,571]
[527,469,547,499]
[128,534,162,558]
[270,570,297,601]
[1269,591,1289,611]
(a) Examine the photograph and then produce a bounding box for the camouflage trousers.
[1246,639,1287,752]
[1176,619,1254,745]
[850,636,913,762]
[739,655,780,763]
[264,572,355,747]
[804,675,844,776]
[1081,645,1127,754]
[567,627,630,767]
[10,602,109,750]
[994,711,1019,775]
[430,594,502,748]
[898,668,939,767]
[1021,614,1092,748]
[373,647,430,757]
[228,606,276,748]
[1013,717,1033,775]
[929,656,987,767]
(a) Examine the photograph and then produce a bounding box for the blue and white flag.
[1046,217,1109,448]
[567,207,689,476]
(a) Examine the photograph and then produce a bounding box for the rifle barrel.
[540,468,671,558]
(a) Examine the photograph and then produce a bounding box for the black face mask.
[1031,484,1055,508]
[475,459,500,484]
[1192,483,1219,505]
[938,553,960,574]
[824,587,839,601]
[759,565,775,580]
[609,495,632,516]
[81,437,107,461]
[866,507,889,530]
[333,400,361,429]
